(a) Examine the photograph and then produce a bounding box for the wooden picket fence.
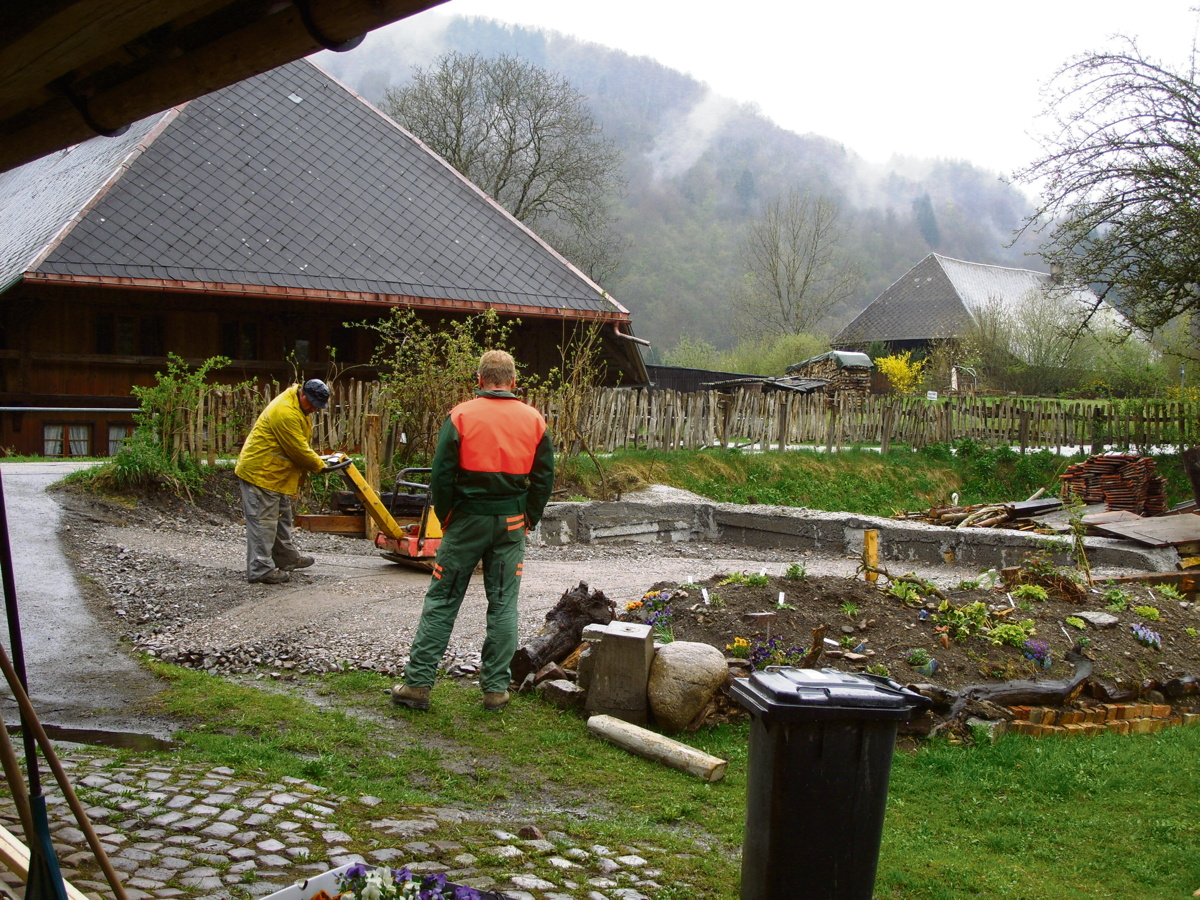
[175,382,1200,458]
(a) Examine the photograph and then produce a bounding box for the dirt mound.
[623,567,1200,709]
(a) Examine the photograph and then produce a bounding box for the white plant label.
[778,592,786,606]
[701,588,710,605]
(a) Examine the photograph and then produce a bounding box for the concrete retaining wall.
[536,498,1175,572]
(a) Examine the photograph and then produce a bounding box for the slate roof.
[834,253,1094,346]
[0,59,630,321]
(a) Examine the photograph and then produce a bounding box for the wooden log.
[935,644,1094,730]
[511,582,615,685]
[587,714,728,782]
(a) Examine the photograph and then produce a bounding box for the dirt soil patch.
[624,571,1200,706]
[54,469,1200,720]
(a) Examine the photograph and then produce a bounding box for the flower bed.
[263,864,511,900]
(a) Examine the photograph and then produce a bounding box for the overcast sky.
[392,1,1199,177]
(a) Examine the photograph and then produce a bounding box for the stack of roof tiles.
[1059,454,1168,516]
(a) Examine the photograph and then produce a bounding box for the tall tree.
[735,190,862,335]
[1017,39,1200,343]
[382,51,626,283]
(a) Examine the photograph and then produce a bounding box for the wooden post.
[1183,447,1200,508]
[824,397,836,453]
[776,394,788,451]
[880,404,893,454]
[364,414,381,544]
[1018,409,1030,454]
[864,529,879,583]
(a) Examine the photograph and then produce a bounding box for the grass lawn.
[145,664,1200,899]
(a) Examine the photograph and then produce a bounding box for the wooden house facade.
[0,60,647,457]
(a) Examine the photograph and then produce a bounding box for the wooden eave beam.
[22,272,633,324]
[0,0,447,174]
[0,0,217,111]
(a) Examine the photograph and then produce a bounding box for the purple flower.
[1022,639,1050,664]
[344,863,371,880]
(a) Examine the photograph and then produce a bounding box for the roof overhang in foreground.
[0,0,447,174]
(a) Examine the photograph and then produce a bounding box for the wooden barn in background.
[0,60,647,457]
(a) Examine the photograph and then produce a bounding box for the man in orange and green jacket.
[392,351,555,712]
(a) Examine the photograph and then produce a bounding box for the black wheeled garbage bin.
[730,667,930,900]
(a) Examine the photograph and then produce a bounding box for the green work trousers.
[405,511,527,693]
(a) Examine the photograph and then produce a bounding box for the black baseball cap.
[302,379,330,409]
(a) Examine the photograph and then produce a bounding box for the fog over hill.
[318,16,1042,356]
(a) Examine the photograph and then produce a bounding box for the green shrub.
[987,621,1037,647]
[1013,584,1049,602]
[1134,605,1161,621]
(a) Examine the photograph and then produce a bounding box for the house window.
[293,339,310,364]
[96,314,163,356]
[44,423,92,457]
[108,423,135,455]
[220,321,259,360]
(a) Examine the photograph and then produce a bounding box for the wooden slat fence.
[174,384,1200,458]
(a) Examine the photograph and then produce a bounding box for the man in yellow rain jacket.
[234,380,330,584]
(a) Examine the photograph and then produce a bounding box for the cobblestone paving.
[0,751,674,900]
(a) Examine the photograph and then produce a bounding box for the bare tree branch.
[382,52,627,283]
[1016,38,1200,345]
[735,190,861,335]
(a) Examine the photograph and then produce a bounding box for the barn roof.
[834,253,1096,346]
[0,59,636,330]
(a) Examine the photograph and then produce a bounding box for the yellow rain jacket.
[234,385,326,495]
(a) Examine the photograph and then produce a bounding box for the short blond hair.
[477,349,516,387]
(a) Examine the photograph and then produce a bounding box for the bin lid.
[730,667,930,722]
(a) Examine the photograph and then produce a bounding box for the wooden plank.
[1081,510,1144,525]
[295,514,367,534]
[1089,515,1200,547]
[0,821,92,900]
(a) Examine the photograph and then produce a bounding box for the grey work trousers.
[238,477,305,581]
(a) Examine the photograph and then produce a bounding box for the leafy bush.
[987,621,1037,647]
[931,600,993,642]
[1104,587,1133,611]
[1013,584,1049,602]
[362,309,518,466]
[785,563,808,580]
[86,353,248,496]
[1065,616,1087,630]
[875,351,926,395]
[1133,605,1161,621]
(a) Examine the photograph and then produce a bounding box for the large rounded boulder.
[647,641,728,733]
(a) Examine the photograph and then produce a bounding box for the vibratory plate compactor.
[320,452,443,571]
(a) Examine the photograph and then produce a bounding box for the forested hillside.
[319,16,1042,358]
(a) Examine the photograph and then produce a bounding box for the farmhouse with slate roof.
[0,59,646,457]
[833,253,1100,355]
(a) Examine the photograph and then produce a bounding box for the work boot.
[391,684,431,710]
[249,568,291,585]
[483,691,510,712]
[280,555,314,571]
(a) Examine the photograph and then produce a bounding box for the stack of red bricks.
[1009,702,1200,737]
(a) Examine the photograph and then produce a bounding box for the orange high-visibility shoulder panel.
[452,397,546,474]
